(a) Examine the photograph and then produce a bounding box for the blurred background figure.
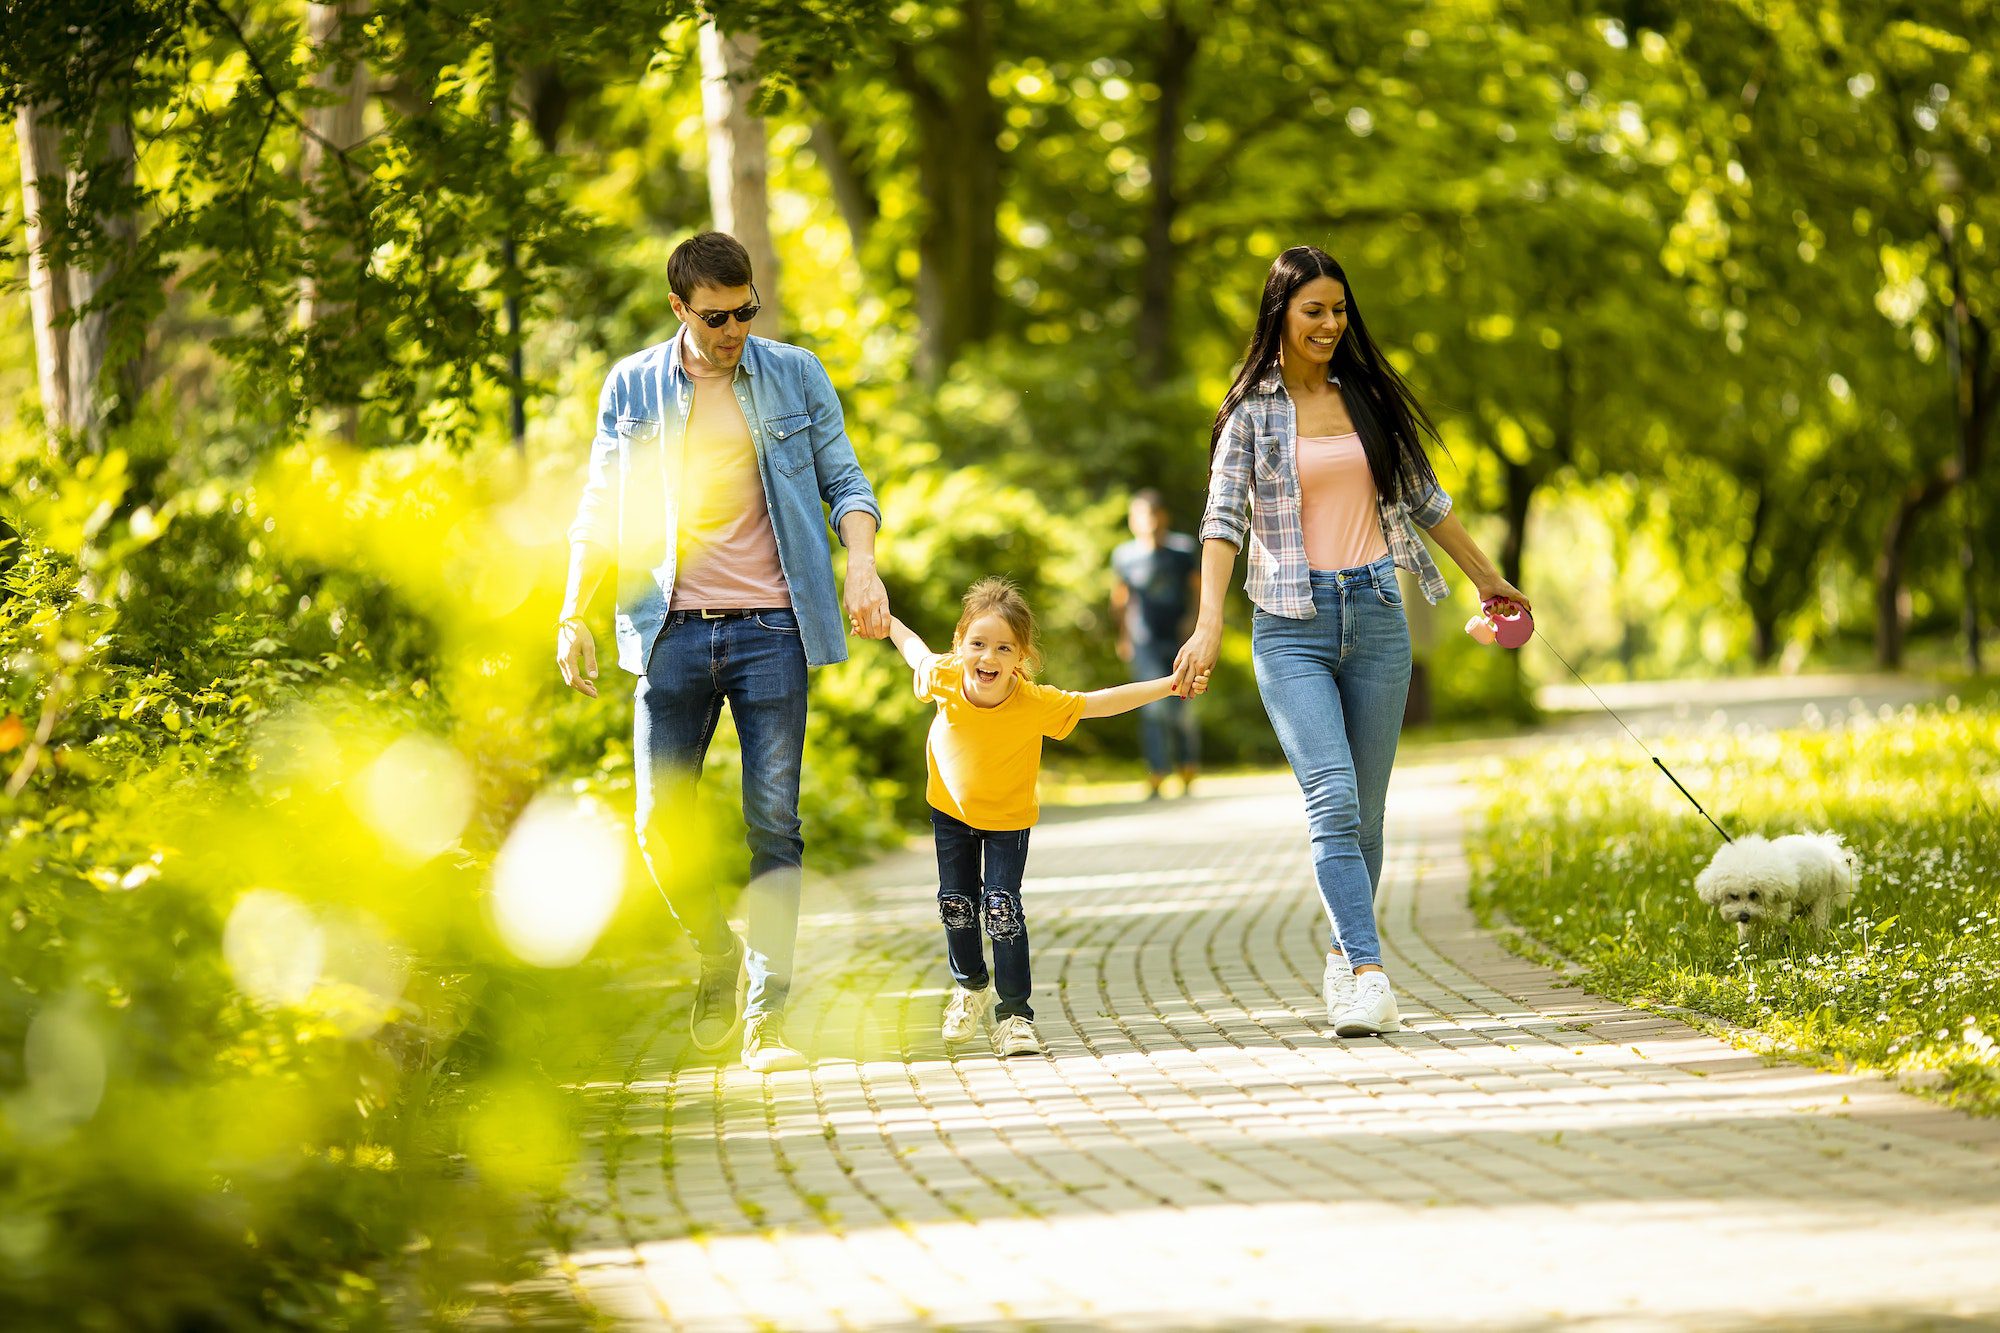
[1112,489,1202,798]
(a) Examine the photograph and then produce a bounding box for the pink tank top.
[670,333,791,610]
[1296,432,1390,571]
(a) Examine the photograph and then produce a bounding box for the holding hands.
[845,562,891,638]
[1171,622,1219,699]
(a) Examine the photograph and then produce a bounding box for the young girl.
[888,577,1207,1057]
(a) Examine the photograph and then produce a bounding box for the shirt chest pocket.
[615,416,662,472]
[1252,438,1293,506]
[763,411,815,477]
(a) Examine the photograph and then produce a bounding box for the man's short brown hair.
[668,231,754,301]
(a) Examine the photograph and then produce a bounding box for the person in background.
[1111,490,1203,799]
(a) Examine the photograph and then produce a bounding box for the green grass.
[1470,689,2000,1116]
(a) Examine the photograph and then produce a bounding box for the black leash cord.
[1530,630,1735,846]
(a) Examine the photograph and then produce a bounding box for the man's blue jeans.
[930,809,1035,1021]
[1132,641,1200,777]
[634,608,806,1019]
[1251,558,1412,969]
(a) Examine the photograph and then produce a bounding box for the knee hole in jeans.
[982,891,1024,940]
[938,894,977,930]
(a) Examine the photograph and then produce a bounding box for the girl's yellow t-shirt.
[917,655,1086,831]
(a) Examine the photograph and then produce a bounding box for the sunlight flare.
[489,794,626,967]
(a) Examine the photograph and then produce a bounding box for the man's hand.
[557,618,599,698]
[844,561,890,639]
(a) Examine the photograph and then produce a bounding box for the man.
[557,231,888,1072]
[1110,489,1201,798]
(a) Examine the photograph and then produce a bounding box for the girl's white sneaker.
[941,984,992,1045]
[991,1015,1042,1057]
[1322,952,1357,1021]
[1332,971,1402,1037]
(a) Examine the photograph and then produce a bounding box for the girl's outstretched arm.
[1080,673,1206,720]
[887,616,934,671]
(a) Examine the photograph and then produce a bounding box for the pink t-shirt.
[1296,432,1390,571]
[670,333,792,610]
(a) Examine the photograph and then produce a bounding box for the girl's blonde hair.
[952,576,1042,679]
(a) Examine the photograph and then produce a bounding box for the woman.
[1171,245,1528,1036]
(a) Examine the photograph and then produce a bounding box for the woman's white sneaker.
[1322,952,1357,1021]
[1332,971,1401,1036]
[941,984,991,1045]
[991,1015,1042,1057]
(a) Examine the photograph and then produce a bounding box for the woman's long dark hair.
[1209,245,1440,504]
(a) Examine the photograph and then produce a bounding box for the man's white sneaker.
[991,1015,1042,1057]
[1322,952,1357,1022]
[1332,971,1401,1037]
[941,984,992,1045]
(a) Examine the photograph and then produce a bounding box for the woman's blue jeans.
[930,809,1035,1020]
[1251,558,1412,969]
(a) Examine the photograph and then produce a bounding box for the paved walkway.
[546,760,2000,1331]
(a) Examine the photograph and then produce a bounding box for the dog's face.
[1694,835,1801,929]
[1700,875,1784,927]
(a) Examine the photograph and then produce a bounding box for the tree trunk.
[809,120,877,259]
[1873,346,1990,670]
[897,0,1001,381]
[1750,607,1778,666]
[519,62,571,153]
[1497,456,1536,589]
[1875,477,1954,669]
[1740,479,1780,667]
[700,23,784,340]
[300,0,370,441]
[65,114,141,443]
[1874,505,1913,669]
[1939,223,1988,673]
[1137,8,1198,388]
[17,102,72,449]
[299,0,369,328]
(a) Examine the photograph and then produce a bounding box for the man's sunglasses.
[686,285,762,328]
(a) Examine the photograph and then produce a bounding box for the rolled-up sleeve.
[567,370,622,549]
[804,354,882,543]
[1406,469,1454,530]
[1199,404,1254,547]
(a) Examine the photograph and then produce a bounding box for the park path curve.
[543,745,2000,1331]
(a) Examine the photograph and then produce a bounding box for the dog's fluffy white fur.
[1694,831,1859,944]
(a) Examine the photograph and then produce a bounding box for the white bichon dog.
[1694,831,1859,944]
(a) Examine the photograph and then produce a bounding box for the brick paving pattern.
[543,762,2000,1331]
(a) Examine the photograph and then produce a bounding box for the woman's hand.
[1171,622,1221,698]
[1475,576,1531,617]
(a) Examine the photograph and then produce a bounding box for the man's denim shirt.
[1200,369,1453,620]
[568,333,882,674]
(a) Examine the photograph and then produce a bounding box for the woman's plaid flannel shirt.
[1199,370,1453,620]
